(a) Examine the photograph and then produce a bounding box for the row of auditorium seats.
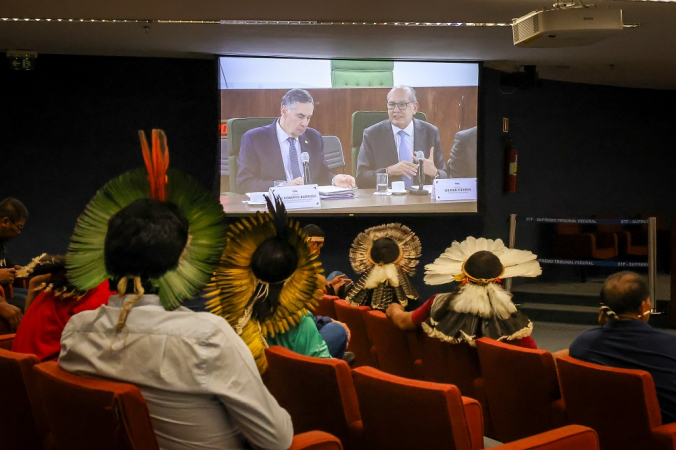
[264,345,600,450]
[551,214,668,262]
[310,298,676,449]
[0,334,343,450]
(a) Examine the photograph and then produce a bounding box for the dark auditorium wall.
[480,68,676,263]
[1,55,220,264]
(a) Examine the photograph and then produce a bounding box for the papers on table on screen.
[318,185,356,200]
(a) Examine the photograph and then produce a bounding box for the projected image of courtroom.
[218,58,478,215]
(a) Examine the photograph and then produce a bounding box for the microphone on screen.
[301,152,312,184]
[415,150,425,189]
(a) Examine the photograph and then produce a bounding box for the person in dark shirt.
[570,271,676,423]
[0,197,28,330]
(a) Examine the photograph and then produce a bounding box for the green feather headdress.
[66,130,227,310]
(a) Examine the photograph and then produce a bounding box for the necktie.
[288,138,302,179]
[398,130,413,187]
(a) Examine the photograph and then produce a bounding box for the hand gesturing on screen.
[287,177,304,186]
[387,161,418,179]
[413,147,439,178]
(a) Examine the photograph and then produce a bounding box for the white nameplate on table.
[434,178,477,202]
[269,184,321,210]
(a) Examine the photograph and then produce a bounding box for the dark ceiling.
[1,0,675,89]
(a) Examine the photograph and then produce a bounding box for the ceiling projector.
[512,6,624,47]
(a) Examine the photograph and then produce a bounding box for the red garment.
[411,295,436,326]
[411,294,538,349]
[11,282,112,361]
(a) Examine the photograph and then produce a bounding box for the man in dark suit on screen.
[356,85,447,188]
[236,89,355,193]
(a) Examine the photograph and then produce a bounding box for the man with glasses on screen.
[356,85,447,188]
[237,89,356,194]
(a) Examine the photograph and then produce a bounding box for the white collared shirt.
[59,294,293,450]
[391,120,415,162]
[276,120,303,182]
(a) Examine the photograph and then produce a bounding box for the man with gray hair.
[356,85,447,188]
[237,88,355,193]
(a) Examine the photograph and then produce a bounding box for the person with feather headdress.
[11,255,112,361]
[387,236,541,348]
[58,130,293,450]
[345,223,421,312]
[208,195,334,374]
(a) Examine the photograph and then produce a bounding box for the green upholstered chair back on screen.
[350,111,426,178]
[227,117,277,193]
[330,60,394,88]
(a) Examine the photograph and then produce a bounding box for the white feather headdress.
[424,236,541,286]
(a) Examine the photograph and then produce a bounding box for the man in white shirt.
[236,89,355,193]
[356,85,447,188]
[60,198,293,450]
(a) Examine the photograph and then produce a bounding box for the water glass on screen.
[374,172,389,195]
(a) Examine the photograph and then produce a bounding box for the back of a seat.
[330,60,394,88]
[0,333,15,350]
[264,346,362,449]
[33,361,159,450]
[556,355,660,450]
[290,430,345,450]
[417,332,482,397]
[0,349,42,450]
[476,338,563,443]
[363,310,420,379]
[494,425,599,450]
[226,116,278,192]
[313,295,338,320]
[352,366,476,450]
[334,300,377,368]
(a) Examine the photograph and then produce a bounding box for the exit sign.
[7,50,37,71]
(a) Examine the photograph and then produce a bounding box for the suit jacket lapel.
[382,121,398,164]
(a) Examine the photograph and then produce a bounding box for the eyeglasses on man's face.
[386,101,414,110]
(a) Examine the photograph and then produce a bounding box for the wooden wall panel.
[221,86,478,174]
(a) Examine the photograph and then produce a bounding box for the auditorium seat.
[226,116,278,193]
[551,222,618,260]
[362,310,422,379]
[476,338,566,443]
[351,366,483,450]
[495,425,599,450]
[289,431,344,450]
[0,333,15,350]
[594,215,648,257]
[313,295,338,320]
[350,111,426,178]
[557,355,676,449]
[264,346,364,449]
[33,360,160,450]
[416,332,492,436]
[0,349,42,450]
[334,299,377,368]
